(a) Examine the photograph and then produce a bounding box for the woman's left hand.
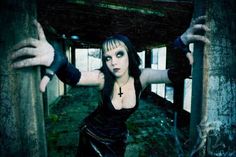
[180,16,211,64]
[181,15,210,45]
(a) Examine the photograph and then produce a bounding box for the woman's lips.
[113,68,120,73]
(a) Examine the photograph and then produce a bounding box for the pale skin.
[10,16,210,110]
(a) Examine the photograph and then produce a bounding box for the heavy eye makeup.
[104,51,125,62]
[104,56,111,62]
[116,51,125,58]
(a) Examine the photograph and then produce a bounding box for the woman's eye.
[105,56,111,61]
[116,51,124,58]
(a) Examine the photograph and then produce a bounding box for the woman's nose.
[111,57,118,65]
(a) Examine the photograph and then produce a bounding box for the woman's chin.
[112,72,123,78]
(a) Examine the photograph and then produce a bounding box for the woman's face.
[103,45,129,78]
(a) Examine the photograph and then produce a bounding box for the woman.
[10,16,210,157]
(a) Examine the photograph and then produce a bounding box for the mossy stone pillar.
[190,0,236,156]
[0,1,47,156]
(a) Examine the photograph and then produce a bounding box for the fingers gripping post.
[181,16,210,45]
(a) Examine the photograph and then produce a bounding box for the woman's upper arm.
[140,68,171,88]
[77,70,104,88]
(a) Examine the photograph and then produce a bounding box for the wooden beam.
[66,0,166,16]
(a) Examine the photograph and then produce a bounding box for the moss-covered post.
[0,1,47,157]
[190,0,236,156]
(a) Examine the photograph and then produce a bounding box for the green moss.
[127,122,139,134]
[48,114,59,123]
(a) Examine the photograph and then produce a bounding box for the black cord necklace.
[117,77,130,97]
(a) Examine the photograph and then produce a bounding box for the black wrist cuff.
[167,67,191,84]
[56,62,81,86]
[48,49,81,86]
[173,36,191,55]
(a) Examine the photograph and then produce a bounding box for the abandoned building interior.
[0,0,235,157]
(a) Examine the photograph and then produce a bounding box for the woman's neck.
[116,72,130,87]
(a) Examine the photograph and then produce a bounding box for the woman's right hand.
[10,20,55,92]
[11,20,54,68]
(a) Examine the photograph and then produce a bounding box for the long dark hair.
[100,34,141,98]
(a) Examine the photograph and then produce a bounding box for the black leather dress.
[76,77,142,157]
